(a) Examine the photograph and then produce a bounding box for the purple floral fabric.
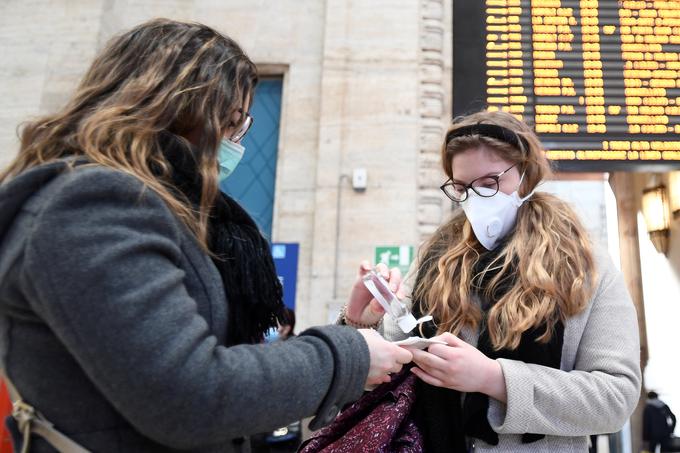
[300,369,423,453]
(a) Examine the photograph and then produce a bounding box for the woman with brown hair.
[343,110,641,451]
[0,18,411,452]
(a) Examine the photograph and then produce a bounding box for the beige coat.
[381,247,642,452]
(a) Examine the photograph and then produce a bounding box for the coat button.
[325,405,339,423]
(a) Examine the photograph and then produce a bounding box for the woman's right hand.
[346,261,404,327]
[358,329,413,386]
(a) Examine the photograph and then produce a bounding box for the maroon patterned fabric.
[299,368,423,453]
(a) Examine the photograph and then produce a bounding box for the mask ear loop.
[514,164,539,203]
[517,168,526,190]
[514,131,533,200]
[417,312,437,338]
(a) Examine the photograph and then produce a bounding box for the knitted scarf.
[158,133,285,345]
[411,242,564,452]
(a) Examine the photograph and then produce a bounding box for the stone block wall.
[0,0,453,330]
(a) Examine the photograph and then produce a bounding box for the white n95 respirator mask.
[461,178,535,250]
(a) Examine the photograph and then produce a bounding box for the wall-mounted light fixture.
[669,171,680,219]
[641,184,670,254]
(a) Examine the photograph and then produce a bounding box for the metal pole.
[333,174,350,300]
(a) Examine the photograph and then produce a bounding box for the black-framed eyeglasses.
[440,164,517,202]
[230,109,254,142]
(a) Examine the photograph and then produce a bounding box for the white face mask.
[461,175,535,250]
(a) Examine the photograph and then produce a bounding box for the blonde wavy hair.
[0,18,258,249]
[413,111,596,350]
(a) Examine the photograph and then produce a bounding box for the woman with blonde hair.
[343,110,641,451]
[0,18,411,452]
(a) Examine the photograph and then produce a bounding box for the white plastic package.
[392,337,447,349]
[361,269,433,333]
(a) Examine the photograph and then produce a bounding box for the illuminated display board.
[453,0,680,170]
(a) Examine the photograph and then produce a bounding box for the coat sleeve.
[486,256,642,436]
[21,167,369,449]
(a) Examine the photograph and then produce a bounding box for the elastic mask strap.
[515,171,537,204]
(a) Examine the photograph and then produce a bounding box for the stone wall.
[0,0,453,329]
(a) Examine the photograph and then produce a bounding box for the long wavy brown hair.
[0,18,258,249]
[413,111,596,350]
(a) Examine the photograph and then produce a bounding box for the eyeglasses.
[230,109,254,142]
[440,164,517,202]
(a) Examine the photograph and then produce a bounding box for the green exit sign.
[374,246,414,276]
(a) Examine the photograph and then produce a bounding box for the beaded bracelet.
[339,305,381,330]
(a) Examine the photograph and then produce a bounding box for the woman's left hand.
[409,332,507,402]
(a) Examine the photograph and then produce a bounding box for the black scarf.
[412,243,564,452]
[157,133,285,346]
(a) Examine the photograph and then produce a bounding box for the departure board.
[453,0,680,171]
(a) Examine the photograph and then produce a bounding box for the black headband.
[445,123,530,152]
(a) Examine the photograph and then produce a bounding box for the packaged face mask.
[361,270,432,333]
[392,337,447,349]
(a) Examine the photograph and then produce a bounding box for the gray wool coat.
[0,161,370,452]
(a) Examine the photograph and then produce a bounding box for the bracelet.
[340,305,381,329]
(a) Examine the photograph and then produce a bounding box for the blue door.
[221,78,283,238]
